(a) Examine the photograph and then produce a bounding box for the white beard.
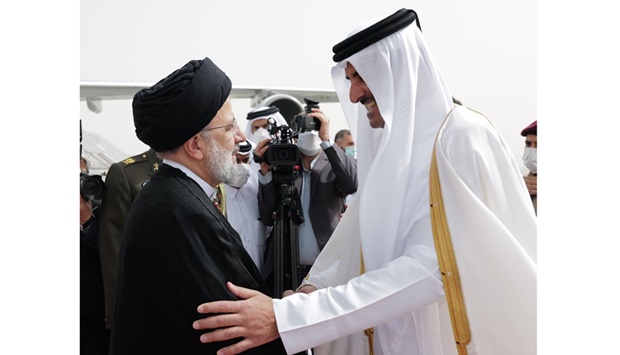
[204,134,236,184]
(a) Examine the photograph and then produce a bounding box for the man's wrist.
[295,283,317,293]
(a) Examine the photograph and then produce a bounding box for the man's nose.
[234,123,247,143]
[349,83,364,104]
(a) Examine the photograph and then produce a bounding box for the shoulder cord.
[360,250,375,355]
[357,106,472,355]
[429,106,471,355]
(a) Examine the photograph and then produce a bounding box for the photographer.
[254,104,358,292]
[245,106,288,189]
[80,157,110,355]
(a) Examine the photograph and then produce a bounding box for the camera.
[80,172,106,201]
[268,142,300,168]
[291,98,321,133]
[267,123,300,168]
[249,117,300,185]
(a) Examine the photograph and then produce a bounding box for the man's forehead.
[251,118,268,127]
[344,62,357,77]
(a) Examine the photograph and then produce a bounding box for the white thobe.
[271,107,536,355]
[270,12,536,354]
[224,182,267,272]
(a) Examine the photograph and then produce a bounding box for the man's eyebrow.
[345,70,359,81]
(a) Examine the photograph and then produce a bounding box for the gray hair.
[334,129,352,143]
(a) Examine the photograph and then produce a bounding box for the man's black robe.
[110,164,285,354]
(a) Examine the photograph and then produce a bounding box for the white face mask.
[297,131,322,156]
[522,147,537,174]
[227,163,251,188]
[252,128,271,145]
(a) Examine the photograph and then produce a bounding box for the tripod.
[271,179,304,298]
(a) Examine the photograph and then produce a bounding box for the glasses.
[204,118,237,133]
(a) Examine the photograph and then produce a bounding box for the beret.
[520,120,537,136]
[133,57,231,151]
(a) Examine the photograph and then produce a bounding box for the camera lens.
[81,173,105,200]
[277,149,291,161]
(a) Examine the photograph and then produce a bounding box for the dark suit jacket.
[98,148,162,329]
[110,164,285,355]
[259,145,357,281]
[80,208,110,355]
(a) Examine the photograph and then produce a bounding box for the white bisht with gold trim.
[272,8,537,355]
[273,106,537,355]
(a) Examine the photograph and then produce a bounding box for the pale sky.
[80,0,536,175]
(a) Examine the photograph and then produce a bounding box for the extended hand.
[193,282,279,355]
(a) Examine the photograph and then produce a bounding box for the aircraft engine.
[256,94,304,125]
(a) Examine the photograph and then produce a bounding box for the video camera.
[290,98,321,133]
[80,172,105,201]
[259,98,321,169]
[262,118,300,186]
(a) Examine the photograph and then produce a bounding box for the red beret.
[520,120,537,136]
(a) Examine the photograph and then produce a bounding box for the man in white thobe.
[192,8,537,355]
[244,106,288,190]
[223,141,268,272]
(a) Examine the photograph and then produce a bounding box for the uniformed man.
[98,148,162,330]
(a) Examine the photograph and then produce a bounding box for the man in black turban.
[109,57,285,355]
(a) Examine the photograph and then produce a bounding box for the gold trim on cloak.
[360,250,374,355]
[356,106,472,355]
[429,107,471,355]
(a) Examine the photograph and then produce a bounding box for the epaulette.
[121,152,149,166]
[121,157,136,165]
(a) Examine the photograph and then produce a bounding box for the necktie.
[213,183,226,218]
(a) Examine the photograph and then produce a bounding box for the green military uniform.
[98,148,161,329]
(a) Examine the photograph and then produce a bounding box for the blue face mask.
[344,146,356,158]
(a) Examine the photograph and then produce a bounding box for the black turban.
[133,57,232,152]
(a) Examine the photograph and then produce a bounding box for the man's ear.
[184,133,207,161]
